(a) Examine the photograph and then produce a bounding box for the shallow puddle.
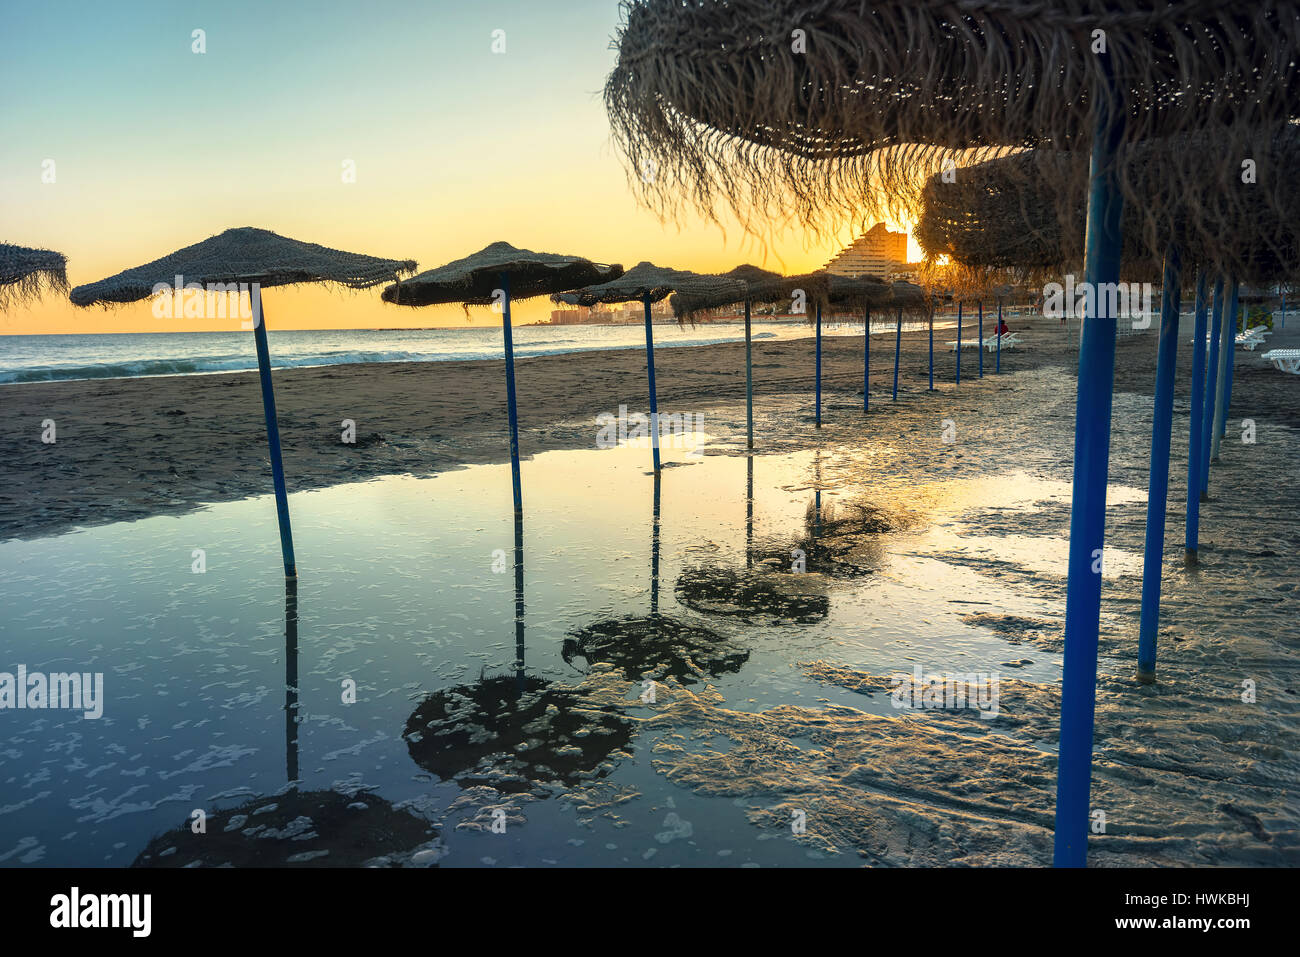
[0,430,1151,866]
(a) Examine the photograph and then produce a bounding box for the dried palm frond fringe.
[553,260,739,306]
[385,241,621,306]
[607,0,1300,270]
[916,125,1300,284]
[670,265,832,321]
[71,227,416,307]
[0,243,68,311]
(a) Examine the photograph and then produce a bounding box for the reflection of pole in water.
[650,471,662,617]
[813,451,823,539]
[513,507,525,681]
[284,578,299,786]
[745,454,754,570]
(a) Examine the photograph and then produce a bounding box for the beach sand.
[5,315,1298,541]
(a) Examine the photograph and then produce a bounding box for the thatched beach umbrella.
[672,264,827,441]
[605,0,1300,868]
[0,243,68,311]
[826,275,926,405]
[382,242,621,512]
[71,227,415,579]
[555,260,740,472]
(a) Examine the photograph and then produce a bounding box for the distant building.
[548,299,674,325]
[824,223,909,278]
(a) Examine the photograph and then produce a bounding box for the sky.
[0,0,920,334]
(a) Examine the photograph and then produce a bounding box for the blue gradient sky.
[1,0,917,333]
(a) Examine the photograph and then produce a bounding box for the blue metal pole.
[644,294,661,473]
[1184,269,1209,562]
[863,306,870,412]
[815,302,823,427]
[955,301,963,384]
[745,300,753,449]
[892,306,902,401]
[1282,290,1287,330]
[500,272,523,514]
[996,300,1002,374]
[1217,278,1239,448]
[250,287,296,579]
[928,309,934,390]
[978,300,984,377]
[1137,245,1182,683]
[1054,97,1125,869]
[1199,276,1225,497]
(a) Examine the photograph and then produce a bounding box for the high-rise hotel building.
[824,223,909,278]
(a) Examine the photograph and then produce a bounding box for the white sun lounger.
[1261,349,1300,374]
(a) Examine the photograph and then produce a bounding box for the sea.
[0,317,946,384]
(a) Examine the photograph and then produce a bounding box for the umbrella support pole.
[1054,103,1124,869]
[1137,244,1183,683]
[251,290,297,579]
[1184,269,1210,564]
[815,303,822,427]
[643,295,661,472]
[745,301,753,449]
[1214,278,1239,453]
[863,306,870,411]
[1199,277,1225,496]
[978,301,984,377]
[891,307,902,400]
[955,302,963,384]
[500,274,523,514]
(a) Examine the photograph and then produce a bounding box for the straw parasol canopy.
[552,259,744,308]
[916,125,1300,284]
[668,264,830,321]
[70,227,416,306]
[606,0,1300,263]
[0,243,68,311]
[384,241,622,306]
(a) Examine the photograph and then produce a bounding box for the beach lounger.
[985,333,1021,352]
[946,340,982,351]
[1261,349,1300,374]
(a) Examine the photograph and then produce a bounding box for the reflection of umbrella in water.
[750,451,895,578]
[71,227,417,579]
[1,242,68,311]
[135,582,438,867]
[405,509,635,793]
[564,471,750,684]
[383,242,621,513]
[675,453,831,624]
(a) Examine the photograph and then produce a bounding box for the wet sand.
[6,315,1298,541]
